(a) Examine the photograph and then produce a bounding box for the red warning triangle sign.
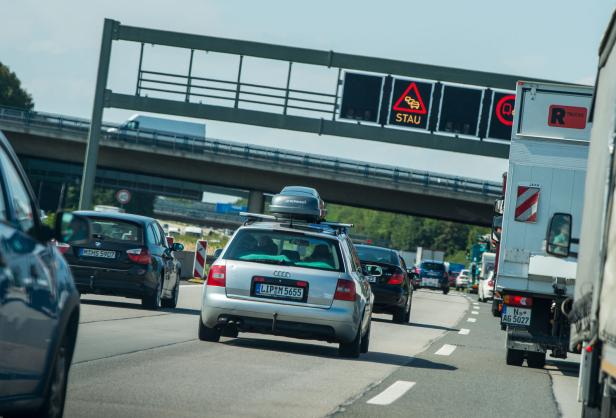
[392,82,427,115]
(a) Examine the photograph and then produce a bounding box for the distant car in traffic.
[478,270,495,302]
[0,130,89,418]
[447,262,465,287]
[64,211,184,309]
[455,269,470,291]
[355,244,413,324]
[417,260,450,294]
[198,186,373,358]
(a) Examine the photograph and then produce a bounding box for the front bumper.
[201,287,360,343]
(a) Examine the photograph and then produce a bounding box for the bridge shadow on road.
[371,317,459,332]
[223,338,457,370]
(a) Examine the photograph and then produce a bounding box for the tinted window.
[88,217,143,244]
[355,246,398,265]
[0,148,33,232]
[420,262,445,271]
[224,229,343,272]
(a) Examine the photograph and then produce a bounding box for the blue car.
[0,130,89,418]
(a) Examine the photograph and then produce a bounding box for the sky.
[2,0,615,199]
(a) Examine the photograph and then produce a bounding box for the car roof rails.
[239,212,277,225]
[320,221,354,235]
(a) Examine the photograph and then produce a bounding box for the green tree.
[0,62,34,110]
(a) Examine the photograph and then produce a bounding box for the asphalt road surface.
[64,287,580,418]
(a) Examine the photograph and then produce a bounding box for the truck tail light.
[55,242,71,255]
[126,247,151,264]
[504,294,533,307]
[207,265,226,287]
[387,273,405,285]
[334,279,356,301]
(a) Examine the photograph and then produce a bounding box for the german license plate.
[80,248,116,259]
[255,283,304,300]
[422,278,439,287]
[502,306,531,326]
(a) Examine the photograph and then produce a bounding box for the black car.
[0,131,89,418]
[355,244,412,324]
[64,211,184,309]
[417,260,450,294]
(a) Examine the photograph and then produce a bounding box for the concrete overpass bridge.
[0,106,501,226]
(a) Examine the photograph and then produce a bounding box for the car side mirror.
[546,213,572,257]
[172,242,184,252]
[213,248,223,259]
[492,215,502,243]
[54,212,91,245]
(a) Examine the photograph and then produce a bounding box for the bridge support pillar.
[248,190,264,214]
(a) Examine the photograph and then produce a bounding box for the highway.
[63,285,580,418]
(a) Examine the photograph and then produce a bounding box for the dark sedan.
[355,244,412,324]
[64,211,184,309]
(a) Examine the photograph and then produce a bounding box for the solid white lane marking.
[467,318,477,323]
[471,311,479,315]
[367,381,416,405]
[435,344,457,356]
[459,328,470,335]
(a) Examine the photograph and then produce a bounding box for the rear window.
[224,229,344,272]
[88,217,143,244]
[420,262,445,271]
[355,246,398,265]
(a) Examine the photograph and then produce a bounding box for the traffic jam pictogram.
[388,79,433,129]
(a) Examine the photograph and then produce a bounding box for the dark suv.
[64,211,184,309]
[418,260,450,294]
[355,245,412,323]
[0,131,89,418]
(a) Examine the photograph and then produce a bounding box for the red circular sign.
[115,189,131,205]
[495,94,516,127]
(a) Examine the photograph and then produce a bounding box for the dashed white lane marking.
[366,381,416,405]
[467,318,477,323]
[435,344,457,356]
[471,311,479,315]
[459,328,470,335]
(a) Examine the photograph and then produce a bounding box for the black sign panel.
[438,86,483,135]
[488,92,515,140]
[340,72,383,123]
[388,79,433,130]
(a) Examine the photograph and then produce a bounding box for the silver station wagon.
[198,187,373,358]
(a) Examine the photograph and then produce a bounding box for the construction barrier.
[192,240,208,283]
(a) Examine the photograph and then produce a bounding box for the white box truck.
[495,80,593,368]
[415,247,444,265]
[107,114,206,141]
[570,13,616,415]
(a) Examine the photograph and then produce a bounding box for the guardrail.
[0,106,502,197]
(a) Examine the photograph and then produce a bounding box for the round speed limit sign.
[115,189,131,205]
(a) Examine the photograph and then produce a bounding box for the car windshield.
[420,262,445,271]
[87,217,143,244]
[224,229,343,272]
[355,246,398,265]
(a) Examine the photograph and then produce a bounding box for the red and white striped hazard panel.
[515,186,539,223]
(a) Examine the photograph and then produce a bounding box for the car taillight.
[488,279,495,287]
[387,273,405,285]
[126,247,151,264]
[504,294,533,307]
[207,265,226,287]
[334,279,356,301]
[55,242,71,255]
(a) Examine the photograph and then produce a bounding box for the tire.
[506,348,524,366]
[35,335,70,418]
[360,323,370,354]
[161,278,179,308]
[443,287,450,295]
[393,296,411,324]
[404,296,412,323]
[527,352,546,369]
[198,315,221,342]
[142,274,163,310]
[339,324,362,358]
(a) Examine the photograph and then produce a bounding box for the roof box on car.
[269,186,326,222]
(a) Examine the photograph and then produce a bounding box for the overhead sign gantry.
[79,19,554,209]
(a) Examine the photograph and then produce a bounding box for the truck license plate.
[502,306,531,326]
